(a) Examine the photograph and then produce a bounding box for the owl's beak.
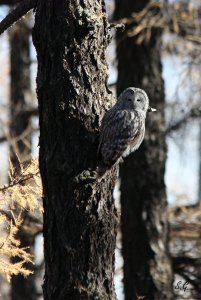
[148,106,157,112]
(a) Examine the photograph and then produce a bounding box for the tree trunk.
[9,14,38,300]
[9,14,32,170]
[114,1,173,299]
[32,1,117,299]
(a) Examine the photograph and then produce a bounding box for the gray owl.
[97,87,156,178]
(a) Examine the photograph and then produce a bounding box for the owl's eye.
[128,98,132,101]
[136,98,141,102]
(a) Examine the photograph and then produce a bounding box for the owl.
[97,87,156,178]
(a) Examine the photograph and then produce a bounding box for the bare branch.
[0,135,7,143]
[0,0,36,35]
[166,106,201,133]
[108,81,116,88]
[0,127,39,145]
[0,107,38,144]
[0,171,39,192]
[169,204,201,298]
[114,2,201,46]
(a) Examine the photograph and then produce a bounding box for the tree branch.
[0,107,38,143]
[0,171,39,192]
[166,106,201,134]
[114,2,201,46]
[0,0,36,35]
[173,256,201,270]
[0,135,7,143]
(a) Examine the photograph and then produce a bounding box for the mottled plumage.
[97,87,156,177]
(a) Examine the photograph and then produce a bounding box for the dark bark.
[9,15,37,300]
[114,0,173,299]
[32,1,118,299]
[0,0,22,5]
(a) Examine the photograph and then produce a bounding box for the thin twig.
[0,171,39,192]
[166,106,201,133]
[0,0,36,35]
[0,126,39,145]
[114,2,201,45]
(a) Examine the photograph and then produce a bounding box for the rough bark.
[9,15,37,300]
[114,0,173,299]
[32,1,117,299]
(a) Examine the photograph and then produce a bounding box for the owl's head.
[118,87,156,115]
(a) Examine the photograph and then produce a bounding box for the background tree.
[8,12,38,300]
[9,14,32,170]
[114,0,173,299]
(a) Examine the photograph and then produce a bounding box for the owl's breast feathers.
[129,112,145,151]
[97,109,145,177]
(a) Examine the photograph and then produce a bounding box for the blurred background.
[0,0,201,299]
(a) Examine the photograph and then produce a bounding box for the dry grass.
[0,158,42,281]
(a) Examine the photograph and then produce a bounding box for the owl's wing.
[97,108,116,158]
[98,109,141,168]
